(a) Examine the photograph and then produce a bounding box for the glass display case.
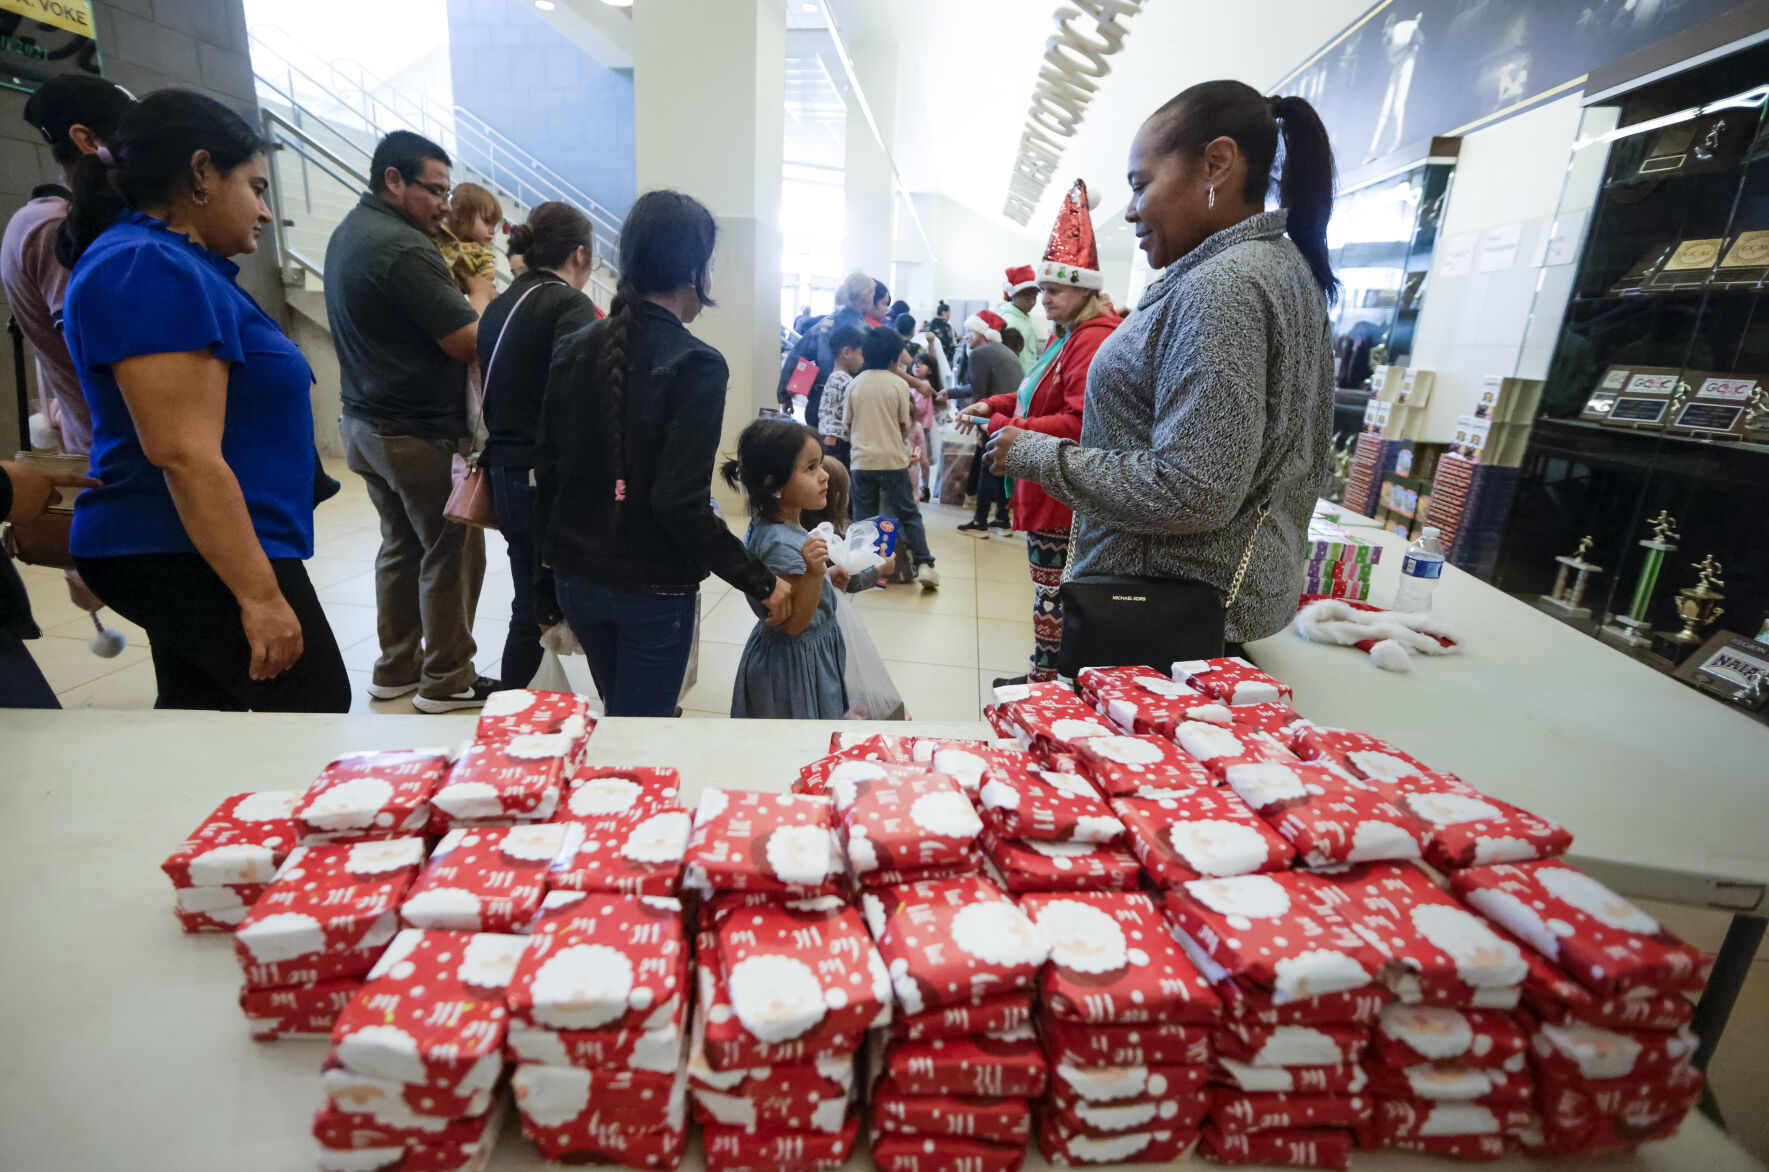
[1493,41,1769,708]
[1325,151,1457,438]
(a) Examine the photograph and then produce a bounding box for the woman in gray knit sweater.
[989,80,1338,648]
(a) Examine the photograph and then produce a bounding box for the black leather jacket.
[535,300,776,610]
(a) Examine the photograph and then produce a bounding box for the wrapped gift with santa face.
[977,762,1124,844]
[474,686,592,745]
[430,734,573,831]
[162,789,301,932]
[1111,788,1295,888]
[511,1059,689,1165]
[681,789,848,899]
[977,826,1141,894]
[400,822,575,933]
[1076,664,1232,738]
[1174,720,1304,781]
[1224,761,1430,868]
[826,761,982,885]
[1069,732,1216,796]
[295,749,450,844]
[1173,657,1292,707]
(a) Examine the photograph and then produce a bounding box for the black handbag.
[1057,502,1269,678]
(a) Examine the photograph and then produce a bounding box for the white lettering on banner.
[1001,1,1146,224]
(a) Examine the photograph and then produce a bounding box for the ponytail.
[56,151,126,269]
[596,279,636,518]
[723,415,818,519]
[1149,80,1339,303]
[1270,95,1337,302]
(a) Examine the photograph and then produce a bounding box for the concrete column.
[632,0,785,469]
[841,40,898,284]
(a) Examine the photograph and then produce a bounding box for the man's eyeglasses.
[412,179,451,200]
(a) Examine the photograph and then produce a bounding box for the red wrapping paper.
[295,750,449,843]
[1529,1020,1698,1081]
[1374,1004,1526,1069]
[1002,706,1119,758]
[1396,779,1574,870]
[1520,944,1693,1030]
[696,949,868,1069]
[714,898,891,1046]
[871,1132,1026,1172]
[1449,859,1711,996]
[1213,982,1388,1026]
[332,929,523,1094]
[1365,1062,1531,1105]
[514,1069,688,1165]
[691,1081,853,1135]
[977,827,1139,894]
[1213,1022,1369,1067]
[547,801,688,895]
[1037,1115,1198,1165]
[889,992,1032,1042]
[1162,873,1384,1002]
[682,789,846,897]
[239,978,361,1040]
[431,736,570,828]
[1070,733,1215,796]
[1175,721,1302,780]
[1052,1094,1209,1136]
[1051,1059,1207,1105]
[828,764,980,881]
[315,1119,503,1172]
[688,1007,855,1102]
[321,1058,492,1127]
[1078,665,1232,737]
[1386,1133,1508,1160]
[1112,790,1294,886]
[978,765,1124,843]
[863,875,1048,1015]
[401,823,569,933]
[311,1102,494,1151]
[1212,1058,1369,1094]
[1042,1017,1213,1067]
[860,852,984,888]
[1372,1096,1533,1140]
[161,790,300,887]
[1021,891,1219,1024]
[926,745,1036,798]
[1207,1089,1372,1136]
[1224,762,1427,866]
[701,1114,858,1172]
[1200,1124,1353,1169]
[881,1030,1049,1097]
[796,737,913,795]
[474,686,592,742]
[561,764,679,812]
[1537,1108,1693,1156]
[1228,701,1307,738]
[1289,726,1432,782]
[1174,657,1292,706]
[232,838,424,990]
[174,882,268,932]
[871,1076,1031,1144]
[507,895,685,1032]
[1535,1063,1702,1144]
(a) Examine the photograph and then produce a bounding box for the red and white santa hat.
[1037,179,1104,291]
[964,308,1006,344]
[1003,264,1039,298]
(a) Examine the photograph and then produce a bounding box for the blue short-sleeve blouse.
[63,210,316,560]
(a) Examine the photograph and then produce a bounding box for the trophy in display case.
[1655,555,1727,663]
[1744,387,1769,443]
[1602,510,1679,650]
[1540,536,1603,620]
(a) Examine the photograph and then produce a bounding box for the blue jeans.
[850,468,934,567]
[554,575,697,716]
[486,464,545,690]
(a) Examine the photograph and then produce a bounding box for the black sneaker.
[957,520,990,536]
[991,674,1030,690]
[413,675,505,713]
[988,518,1012,530]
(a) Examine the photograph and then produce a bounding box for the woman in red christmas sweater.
[958,180,1121,682]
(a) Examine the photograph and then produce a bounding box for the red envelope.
[979,765,1123,844]
[927,745,1038,798]
[1213,1022,1369,1067]
[431,737,569,829]
[1051,1059,1207,1105]
[239,978,360,1040]
[401,823,569,933]
[1175,721,1303,780]
[331,929,524,1094]
[871,1132,1026,1172]
[233,838,425,990]
[506,896,685,1033]
[295,750,449,842]
[1038,1115,1198,1165]
[1112,790,1294,886]
[1449,859,1711,996]
[863,875,1048,1015]
[1042,1017,1213,1067]
[828,764,980,880]
[1212,1058,1369,1094]
[546,801,689,895]
[1022,891,1219,1025]
[474,686,592,742]
[1070,733,1215,795]
[161,790,300,887]
[701,1114,858,1172]
[1200,1124,1353,1169]
[682,789,846,897]
[1207,1089,1373,1136]
[174,882,269,932]
[882,1030,1049,1097]
[1174,657,1292,706]
[977,826,1140,894]
[1373,1004,1526,1070]
[871,1076,1031,1144]
[1162,873,1384,1002]
[320,1057,492,1128]
[1372,1096,1533,1140]
[1528,1020,1698,1081]
[889,992,1033,1042]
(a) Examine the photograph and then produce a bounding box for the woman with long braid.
[535,190,791,715]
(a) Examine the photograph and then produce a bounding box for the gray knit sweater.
[1004,210,1334,642]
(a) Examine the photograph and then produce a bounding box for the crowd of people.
[4,70,1340,719]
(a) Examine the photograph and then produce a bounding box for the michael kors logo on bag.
[1110,595,1148,602]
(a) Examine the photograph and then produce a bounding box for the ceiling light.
[534,0,555,8]
[599,0,632,7]
[802,2,819,9]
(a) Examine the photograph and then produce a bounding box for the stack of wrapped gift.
[1022,891,1217,1165]
[293,749,450,844]
[793,732,914,797]
[828,760,983,886]
[681,789,870,1171]
[1110,782,1295,891]
[316,928,524,1171]
[161,790,299,935]
[1074,665,1232,736]
[984,680,1116,757]
[401,823,574,933]
[1162,872,1387,1170]
[475,686,594,745]
[1173,657,1293,708]
[232,838,424,1041]
[974,754,1138,895]
[429,689,595,833]
[1222,758,1429,869]
[863,874,1049,1172]
[1450,859,1710,1155]
[1306,862,1533,1159]
[505,892,691,1165]
[547,765,688,896]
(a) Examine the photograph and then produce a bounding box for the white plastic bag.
[834,593,905,720]
[528,621,581,691]
[810,520,887,576]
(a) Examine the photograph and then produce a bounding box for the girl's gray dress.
[731,519,850,719]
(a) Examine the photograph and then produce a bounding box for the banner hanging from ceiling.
[1,0,101,92]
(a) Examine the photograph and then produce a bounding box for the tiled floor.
[18,463,1769,1163]
[24,459,1038,720]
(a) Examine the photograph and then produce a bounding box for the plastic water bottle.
[1392,527,1446,613]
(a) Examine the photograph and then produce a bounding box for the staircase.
[249,27,622,309]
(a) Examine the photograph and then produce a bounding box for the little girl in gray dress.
[723,418,881,718]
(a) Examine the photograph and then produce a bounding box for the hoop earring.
[1207,186,1216,210]
[192,189,210,207]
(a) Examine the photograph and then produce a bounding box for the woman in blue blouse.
[60,90,347,711]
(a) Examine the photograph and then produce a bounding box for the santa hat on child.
[963,308,1005,343]
[1003,265,1039,298]
[1036,179,1104,291]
